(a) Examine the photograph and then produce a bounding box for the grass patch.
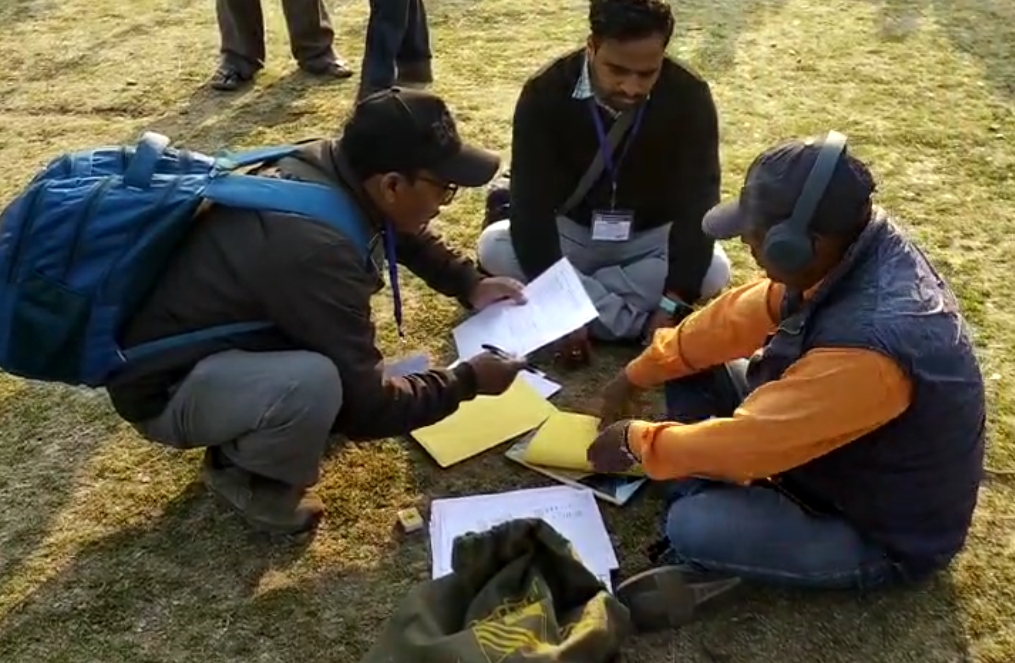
[1,0,1014,661]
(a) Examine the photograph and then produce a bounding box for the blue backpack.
[0,131,373,388]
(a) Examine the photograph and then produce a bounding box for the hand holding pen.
[466,344,529,395]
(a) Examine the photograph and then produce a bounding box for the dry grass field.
[1,0,1013,661]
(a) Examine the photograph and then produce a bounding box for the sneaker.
[615,565,742,632]
[201,450,324,535]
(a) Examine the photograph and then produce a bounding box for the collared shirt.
[572,53,621,118]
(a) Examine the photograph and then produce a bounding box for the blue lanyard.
[589,102,647,208]
[381,222,404,338]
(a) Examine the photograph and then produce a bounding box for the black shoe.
[615,565,742,632]
[301,59,354,79]
[210,66,254,91]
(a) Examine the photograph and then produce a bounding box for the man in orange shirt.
[591,132,986,632]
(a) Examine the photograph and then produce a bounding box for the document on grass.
[429,486,618,589]
[523,411,645,477]
[410,376,556,467]
[452,258,598,360]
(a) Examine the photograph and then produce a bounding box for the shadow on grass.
[0,486,341,662]
[16,0,202,86]
[0,382,120,590]
[0,356,973,663]
[0,0,53,25]
[866,0,1014,100]
[626,576,971,662]
[142,69,349,152]
[670,0,789,74]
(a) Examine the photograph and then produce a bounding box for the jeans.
[658,361,906,590]
[361,0,431,89]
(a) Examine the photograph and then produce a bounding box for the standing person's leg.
[281,0,353,78]
[359,0,410,97]
[212,0,266,91]
[395,0,433,85]
[136,350,343,534]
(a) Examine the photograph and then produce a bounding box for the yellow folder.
[411,376,557,468]
[521,410,644,476]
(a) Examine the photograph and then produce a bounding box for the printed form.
[453,258,598,360]
[429,486,618,590]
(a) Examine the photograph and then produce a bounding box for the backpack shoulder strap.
[201,174,372,258]
[217,145,304,169]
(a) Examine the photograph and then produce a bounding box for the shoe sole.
[616,567,742,633]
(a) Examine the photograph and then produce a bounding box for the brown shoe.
[201,450,324,535]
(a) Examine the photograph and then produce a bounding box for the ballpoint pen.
[481,343,539,373]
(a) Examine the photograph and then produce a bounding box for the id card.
[591,209,634,242]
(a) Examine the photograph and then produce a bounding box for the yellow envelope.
[522,410,644,476]
[411,376,557,468]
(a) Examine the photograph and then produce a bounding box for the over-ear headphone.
[761,131,847,273]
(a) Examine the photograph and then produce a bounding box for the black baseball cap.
[339,88,500,187]
[702,133,876,240]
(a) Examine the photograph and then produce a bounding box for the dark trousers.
[361,0,432,88]
[216,0,336,75]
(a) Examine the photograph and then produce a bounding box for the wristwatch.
[659,295,694,320]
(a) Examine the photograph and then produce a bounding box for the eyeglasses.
[417,175,458,205]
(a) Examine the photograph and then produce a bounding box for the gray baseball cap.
[702,134,875,240]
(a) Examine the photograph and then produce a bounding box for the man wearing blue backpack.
[0,88,527,536]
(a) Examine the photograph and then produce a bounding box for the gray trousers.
[477,218,731,340]
[216,0,336,75]
[136,350,343,489]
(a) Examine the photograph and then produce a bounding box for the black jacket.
[509,49,721,302]
[108,140,483,439]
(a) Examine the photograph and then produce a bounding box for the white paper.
[446,359,561,400]
[429,486,618,588]
[518,369,561,399]
[453,258,598,360]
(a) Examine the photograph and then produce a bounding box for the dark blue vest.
[746,212,986,578]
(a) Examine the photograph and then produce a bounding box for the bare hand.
[553,326,592,369]
[468,277,526,310]
[466,351,527,395]
[597,371,643,429]
[642,309,674,346]
[587,419,636,474]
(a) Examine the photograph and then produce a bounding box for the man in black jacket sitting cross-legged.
[477,0,731,365]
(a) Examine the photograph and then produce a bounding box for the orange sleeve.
[625,348,913,483]
[625,279,784,389]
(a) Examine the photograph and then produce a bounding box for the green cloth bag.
[361,517,632,663]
